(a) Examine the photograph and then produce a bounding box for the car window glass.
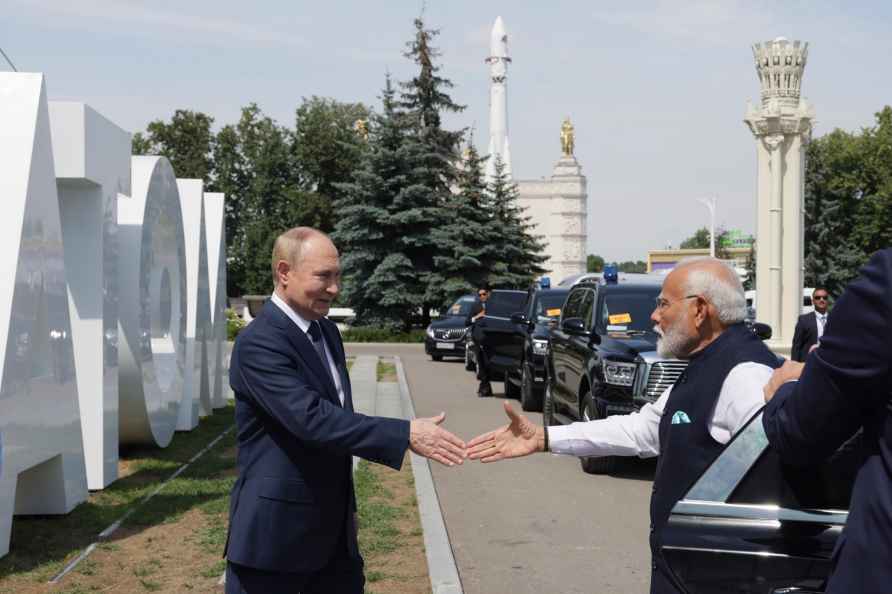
[486,292,527,317]
[598,288,661,332]
[728,428,865,511]
[534,293,567,322]
[448,296,476,317]
[581,291,596,331]
[562,289,586,321]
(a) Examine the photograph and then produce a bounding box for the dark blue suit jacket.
[224,301,410,573]
[790,311,821,362]
[763,249,892,593]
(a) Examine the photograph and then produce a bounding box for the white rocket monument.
[485,16,512,180]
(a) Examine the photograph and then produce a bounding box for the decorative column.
[744,37,814,354]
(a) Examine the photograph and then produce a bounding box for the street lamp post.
[698,196,717,257]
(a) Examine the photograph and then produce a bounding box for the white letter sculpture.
[177,179,211,424]
[0,73,88,558]
[118,157,187,447]
[204,192,230,408]
[50,101,130,489]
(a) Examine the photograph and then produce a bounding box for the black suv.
[467,288,569,410]
[507,288,570,411]
[424,294,475,361]
[545,277,686,474]
[466,289,527,390]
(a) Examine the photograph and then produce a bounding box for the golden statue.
[353,118,369,141]
[560,116,575,157]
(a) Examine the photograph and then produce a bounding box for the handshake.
[408,401,544,466]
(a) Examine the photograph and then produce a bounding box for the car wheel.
[520,363,541,412]
[579,392,616,475]
[504,373,520,399]
[542,383,556,426]
[465,346,476,372]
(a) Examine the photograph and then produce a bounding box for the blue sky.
[5,0,891,261]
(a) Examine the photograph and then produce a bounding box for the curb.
[394,356,464,594]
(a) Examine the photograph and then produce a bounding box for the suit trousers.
[225,513,364,594]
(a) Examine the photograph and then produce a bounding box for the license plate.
[436,342,455,350]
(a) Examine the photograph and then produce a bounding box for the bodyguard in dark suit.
[225,227,466,594]
[790,287,831,361]
[467,285,493,397]
[763,249,892,594]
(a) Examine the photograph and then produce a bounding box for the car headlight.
[603,361,636,386]
[532,338,549,356]
[426,325,435,339]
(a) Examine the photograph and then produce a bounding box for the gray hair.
[674,257,747,325]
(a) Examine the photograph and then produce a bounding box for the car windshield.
[487,292,527,317]
[599,288,661,333]
[533,294,567,322]
[444,296,476,317]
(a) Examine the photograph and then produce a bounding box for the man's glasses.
[813,295,828,301]
[654,295,700,311]
[478,292,489,297]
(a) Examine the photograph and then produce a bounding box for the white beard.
[654,313,695,359]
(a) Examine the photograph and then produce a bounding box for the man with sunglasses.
[467,285,493,397]
[791,287,831,362]
[467,258,781,594]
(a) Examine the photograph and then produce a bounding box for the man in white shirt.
[791,287,831,362]
[467,257,781,594]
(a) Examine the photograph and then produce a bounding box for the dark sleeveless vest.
[648,323,781,594]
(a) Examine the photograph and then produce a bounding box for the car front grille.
[433,328,466,341]
[644,361,688,401]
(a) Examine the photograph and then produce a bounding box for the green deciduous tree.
[586,254,605,273]
[292,96,369,232]
[134,109,216,180]
[802,109,892,294]
[616,261,648,273]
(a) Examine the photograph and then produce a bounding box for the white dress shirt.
[270,292,345,406]
[815,311,828,340]
[548,362,774,458]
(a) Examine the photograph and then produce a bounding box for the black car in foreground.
[664,410,860,593]
[546,277,687,474]
[424,294,475,361]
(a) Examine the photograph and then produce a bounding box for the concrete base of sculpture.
[516,155,588,283]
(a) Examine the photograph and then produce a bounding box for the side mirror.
[510,312,526,324]
[561,317,586,335]
[751,322,772,341]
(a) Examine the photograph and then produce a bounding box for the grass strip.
[0,404,237,590]
[376,361,397,382]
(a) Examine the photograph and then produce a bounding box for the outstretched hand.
[409,412,467,467]
[467,401,545,462]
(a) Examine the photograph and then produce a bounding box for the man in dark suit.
[466,285,492,397]
[790,287,831,361]
[224,227,467,594]
[763,249,892,593]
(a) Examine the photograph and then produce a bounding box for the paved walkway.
[346,343,653,594]
[349,354,463,594]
